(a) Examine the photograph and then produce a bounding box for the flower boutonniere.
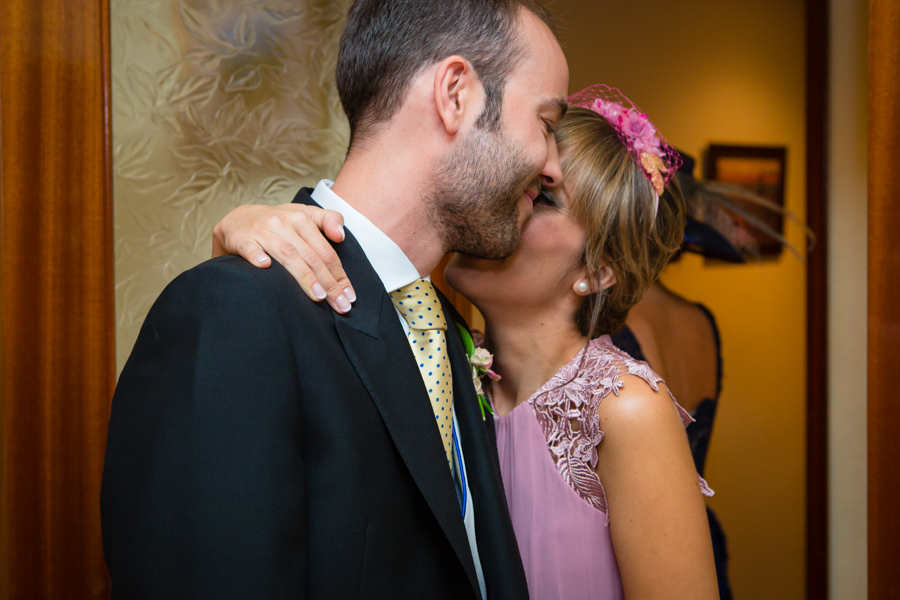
[456,323,500,420]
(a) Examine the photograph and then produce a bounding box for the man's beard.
[430,126,539,260]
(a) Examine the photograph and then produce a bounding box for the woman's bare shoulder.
[596,375,684,433]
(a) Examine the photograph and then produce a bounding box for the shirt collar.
[311,179,425,293]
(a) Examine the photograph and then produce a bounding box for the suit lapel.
[290,190,481,596]
[441,296,529,598]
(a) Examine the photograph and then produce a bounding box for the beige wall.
[828,0,868,597]
[559,0,808,597]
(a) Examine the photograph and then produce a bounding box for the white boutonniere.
[456,324,500,420]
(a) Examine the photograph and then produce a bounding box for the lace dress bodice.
[493,335,712,599]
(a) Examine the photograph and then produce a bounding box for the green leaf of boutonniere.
[477,393,494,420]
[456,322,476,358]
[455,322,495,420]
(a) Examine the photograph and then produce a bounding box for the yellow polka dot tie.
[389,279,454,471]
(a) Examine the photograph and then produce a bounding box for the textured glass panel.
[112,0,351,371]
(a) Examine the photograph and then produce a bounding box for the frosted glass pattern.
[112,0,351,371]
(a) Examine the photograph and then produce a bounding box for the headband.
[568,85,681,208]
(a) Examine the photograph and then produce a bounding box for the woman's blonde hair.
[555,106,686,338]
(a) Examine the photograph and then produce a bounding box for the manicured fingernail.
[255,254,269,264]
[338,225,345,241]
[345,287,357,303]
[312,283,327,300]
[336,294,351,313]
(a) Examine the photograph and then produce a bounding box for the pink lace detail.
[527,335,713,521]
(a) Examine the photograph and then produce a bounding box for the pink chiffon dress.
[494,335,713,600]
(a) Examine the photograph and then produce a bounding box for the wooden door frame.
[806,0,830,600]
[805,0,829,597]
[868,0,900,596]
[0,0,115,597]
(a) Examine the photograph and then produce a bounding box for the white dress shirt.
[311,180,487,600]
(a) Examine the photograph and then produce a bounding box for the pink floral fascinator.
[568,84,682,201]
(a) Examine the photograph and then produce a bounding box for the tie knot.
[389,279,447,331]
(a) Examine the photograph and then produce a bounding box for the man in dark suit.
[100,0,568,597]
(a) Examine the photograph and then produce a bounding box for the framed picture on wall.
[704,144,787,258]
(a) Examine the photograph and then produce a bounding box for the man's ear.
[434,55,476,136]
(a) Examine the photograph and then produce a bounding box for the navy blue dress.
[611,305,733,600]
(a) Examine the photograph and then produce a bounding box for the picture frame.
[704,144,787,258]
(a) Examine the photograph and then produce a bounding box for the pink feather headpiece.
[568,85,681,199]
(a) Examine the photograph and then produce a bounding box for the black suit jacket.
[101,188,528,599]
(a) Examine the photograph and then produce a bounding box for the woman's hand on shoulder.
[212,203,356,314]
[595,376,719,600]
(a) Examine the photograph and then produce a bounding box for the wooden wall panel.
[868,0,900,596]
[0,0,114,598]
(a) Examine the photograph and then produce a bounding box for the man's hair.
[337,0,553,148]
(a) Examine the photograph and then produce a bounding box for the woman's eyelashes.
[535,188,559,208]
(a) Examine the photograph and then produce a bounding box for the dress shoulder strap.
[693,303,723,399]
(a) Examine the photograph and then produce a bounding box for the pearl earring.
[576,281,589,294]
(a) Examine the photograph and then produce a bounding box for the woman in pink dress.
[214,86,718,599]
